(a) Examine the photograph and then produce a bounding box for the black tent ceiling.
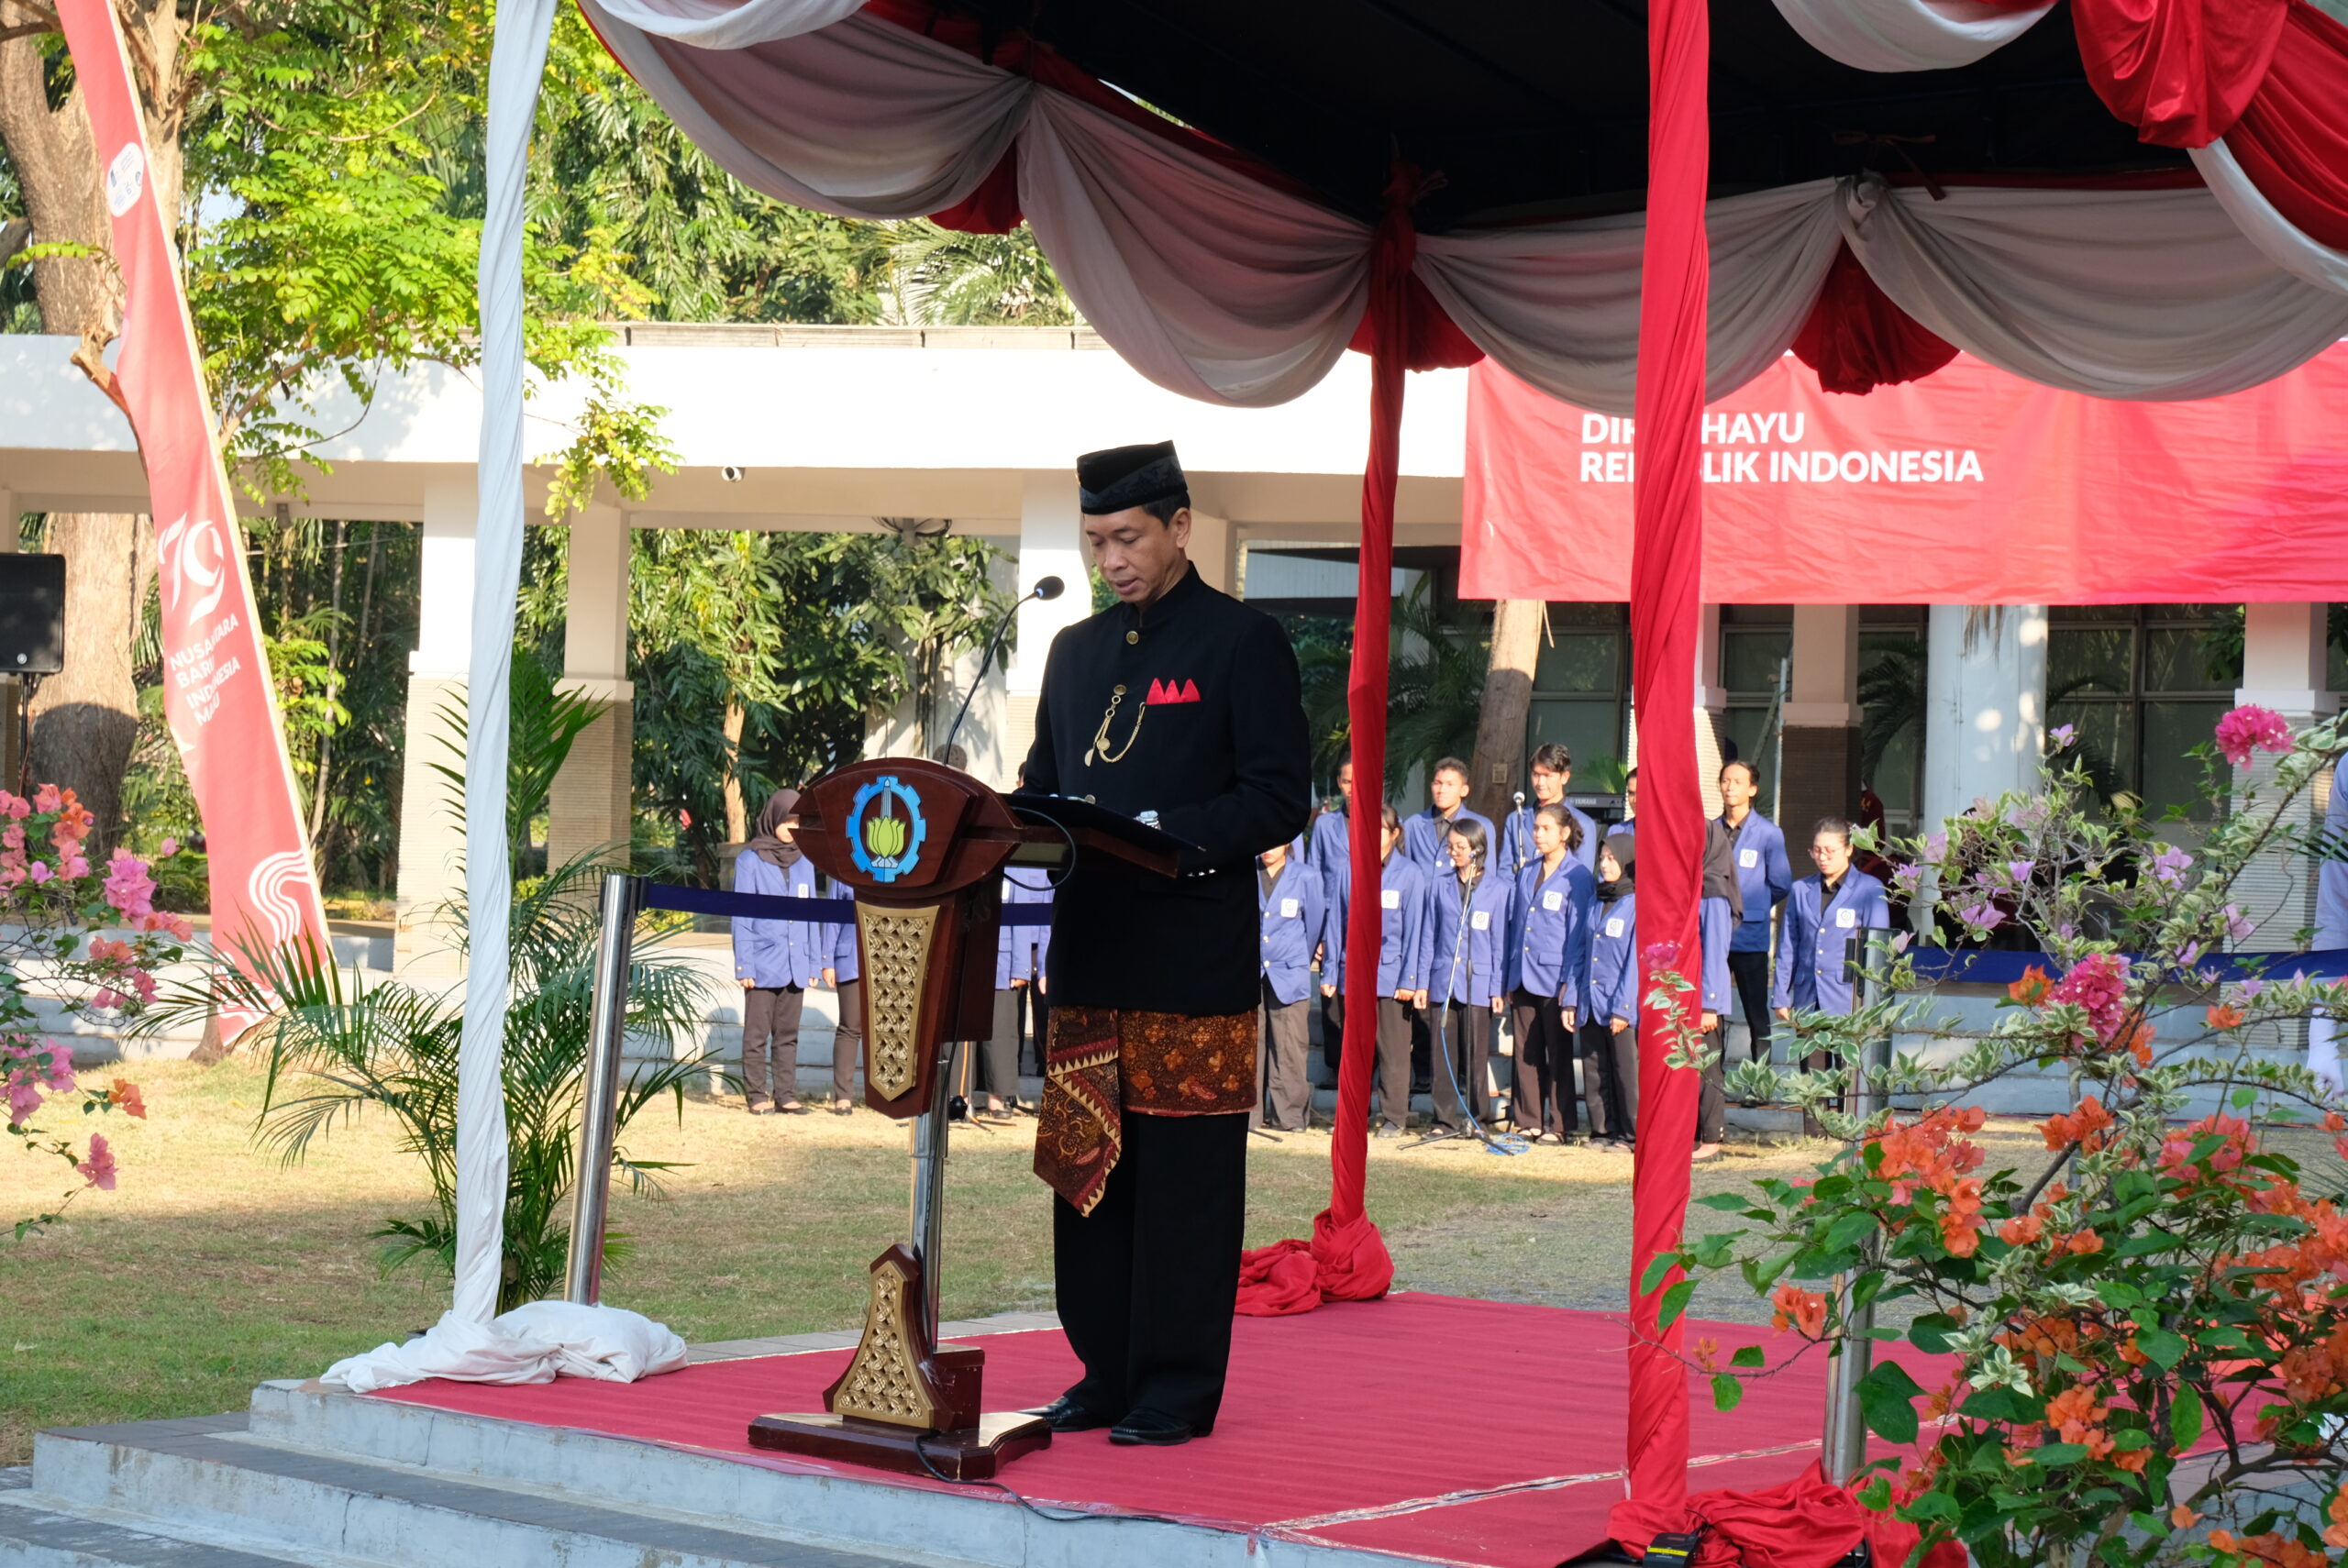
[930,0,2185,228]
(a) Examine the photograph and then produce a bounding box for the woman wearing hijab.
[1581,831,1640,1148]
[732,788,825,1114]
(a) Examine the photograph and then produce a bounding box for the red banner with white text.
[1461,348,2348,604]
[55,0,331,994]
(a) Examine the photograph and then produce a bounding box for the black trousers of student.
[1055,1110,1249,1430]
[1432,1000,1494,1129]
[831,980,862,1100]
[1578,1021,1638,1141]
[1699,1023,1728,1143]
[1727,948,1774,1064]
[1323,992,1414,1129]
[740,984,804,1104]
[1510,988,1578,1136]
[1257,979,1312,1130]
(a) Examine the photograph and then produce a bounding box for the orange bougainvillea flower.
[2009,965,2054,1006]
[1770,1284,1827,1338]
[107,1078,145,1119]
[2208,1002,2246,1031]
[2172,1506,2201,1531]
[2041,1096,2114,1154]
[1999,1213,2045,1246]
[1692,1335,1719,1372]
[2326,1112,2347,1133]
[2324,1486,2348,1550]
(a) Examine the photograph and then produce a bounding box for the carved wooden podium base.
[746,1243,1051,1482]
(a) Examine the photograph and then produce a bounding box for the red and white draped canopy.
[449,0,2348,1555]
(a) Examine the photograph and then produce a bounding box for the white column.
[1189,509,1235,595]
[1003,473,1091,783]
[1692,604,1727,817]
[548,505,634,869]
[2233,603,2335,950]
[1922,604,2047,831]
[395,480,478,970]
[1781,604,1862,834]
[0,488,15,791]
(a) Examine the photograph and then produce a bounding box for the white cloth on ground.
[319,1301,689,1395]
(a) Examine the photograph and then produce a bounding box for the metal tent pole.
[1821,924,1898,1485]
[563,871,639,1306]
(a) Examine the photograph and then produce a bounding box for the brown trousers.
[741,985,804,1103]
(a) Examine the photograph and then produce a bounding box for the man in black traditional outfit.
[1022,440,1311,1447]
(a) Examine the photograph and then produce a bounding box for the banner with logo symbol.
[55,0,331,999]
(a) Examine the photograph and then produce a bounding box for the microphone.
[943,577,1066,762]
[1512,790,1528,873]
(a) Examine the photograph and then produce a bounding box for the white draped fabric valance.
[1770,0,2054,72]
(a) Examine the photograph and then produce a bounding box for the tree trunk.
[26,513,146,855]
[722,697,748,843]
[1468,599,1545,823]
[2,1,187,856]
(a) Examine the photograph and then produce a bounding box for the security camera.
[721,466,746,483]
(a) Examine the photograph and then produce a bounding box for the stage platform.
[4,1295,1951,1568]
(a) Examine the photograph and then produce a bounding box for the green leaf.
[2170,1385,2204,1451]
[1823,1210,1879,1254]
[1730,1344,1765,1369]
[1961,1386,2043,1423]
[1711,1374,1744,1412]
[1908,1313,1959,1354]
[1693,1192,1751,1212]
[2033,1441,2089,1467]
[2132,1327,2185,1370]
[1657,1278,1700,1330]
[1639,1253,1680,1295]
[1857,1360,1926,1444]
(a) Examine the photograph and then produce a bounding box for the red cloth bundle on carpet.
[1611,1461,1966,1568]
[1235,1209,1393,1316]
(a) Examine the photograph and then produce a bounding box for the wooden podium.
[745,758,1178,1481]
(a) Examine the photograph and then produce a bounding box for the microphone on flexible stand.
[1511,790,1529,874]
[943,576,1065,763]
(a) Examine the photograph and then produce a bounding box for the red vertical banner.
[1613,0,1711,1548]
[54,0,331,996]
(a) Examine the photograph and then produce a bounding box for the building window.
[1718,605,1790,778]
[1859,605,1927,833]
[1529,602,1630,791]
[2047,604,2242,820]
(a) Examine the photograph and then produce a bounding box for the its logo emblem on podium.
[847,776,927,883]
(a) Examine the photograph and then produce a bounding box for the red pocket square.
[1146,678,1202,705]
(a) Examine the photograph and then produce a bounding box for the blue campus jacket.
[1508,857,1595,1010]
[1428,867,1513,1007]
[1308,809,1352,891]
[1589,889,1638,1026]
[732,853,828,988]
[1718,811,1794,955]
[1498,801,1600,875]
[1700,895,1734,1013]
[1772,869,1893,1014]
[1326,851,1432,996]
[995,869,1053,989]
[1402,805,1496,877]
[830,885,860,984]
[1257,861,1324,1005]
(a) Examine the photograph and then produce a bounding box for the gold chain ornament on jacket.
[1086,683,1147,767]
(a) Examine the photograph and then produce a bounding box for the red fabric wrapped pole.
[2226,0,2348,251]
[1607,0,1710,1548]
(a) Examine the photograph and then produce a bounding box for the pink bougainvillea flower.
[1956,901,2004,933]
[2224,904,2255,944]
[1642,941,1681,969]
[157,837,178,856]
[2006,859,2036,885]
[26,862,50,885]
[2049,723,2077,748]
[2048,954,2132,1044]
[2149,845,2193,888]
[6,1077,41,1127]
[31,784,61,813]
[2214,703,2294,767]
[78,1132,117,1190]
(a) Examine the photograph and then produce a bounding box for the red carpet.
[368,1294,1955,1567]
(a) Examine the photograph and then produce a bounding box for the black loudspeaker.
[0,555,66,675]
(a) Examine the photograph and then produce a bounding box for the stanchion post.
[908,1038,955,1342]
[1822,925,1899,1485]
[564,871,639,1306]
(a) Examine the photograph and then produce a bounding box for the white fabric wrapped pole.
[1770,0,2052,72]
[581,0,862,49]
[2192,138,2348,298]
[453,0,559,1327]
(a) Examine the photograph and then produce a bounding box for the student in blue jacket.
[1717,760,1793,1067]
[1321,801,1431,1136]
[1402,756,1496,874]
[1507,803,1594,1143]
[1428,817,1512,1132]
[1255,836,1324,1131]
[732,789,826,1114]
[1695,819,1741,1161]
[826,881,861,1114]
[1772,817,1894,1018]
[1497,743,1601,876]
[984,867,1054,1115]
[1580,831,1640,1147]
[1308,750,1356,1072]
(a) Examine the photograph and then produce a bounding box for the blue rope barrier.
[638,880,1056,926]
[1902,946,2348,985]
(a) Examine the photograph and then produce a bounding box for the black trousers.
[1579,1020,1638,1141]
[740,985,804,1104]
[832,979,862,1099]
[1054,1110,1249,1430]
[1324,991,1415,1128]
[1510,988,1577,1136]
[1257,979,1312,1130]
[1432,999,1494,1129]
[1727,948,1774,1065]
[1699,1022,1728,1143]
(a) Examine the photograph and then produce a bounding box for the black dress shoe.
[1026,1396,1109,1432]
[1108,1408,1206,1446]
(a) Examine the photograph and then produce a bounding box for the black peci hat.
[1078,441,1188,515]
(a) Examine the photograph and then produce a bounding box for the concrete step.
[27,1412,961,1568]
